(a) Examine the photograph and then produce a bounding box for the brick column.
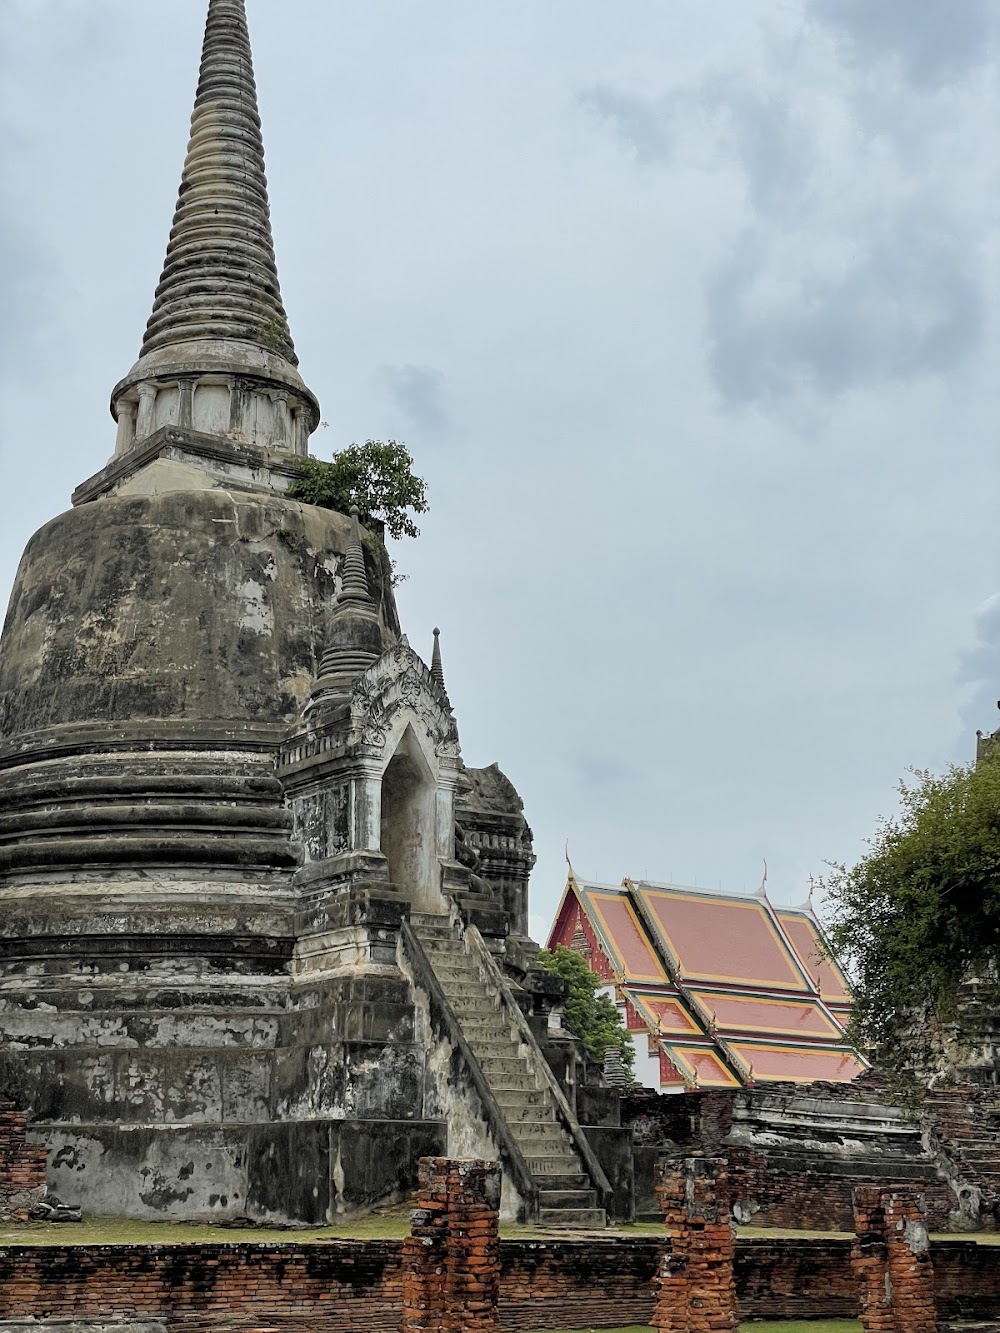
[652,1157,739,1333]
[401,1157,502,1333]
[0,1103,47,1222]
[852,1186,937,1333]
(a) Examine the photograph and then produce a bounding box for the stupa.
[0,0,611,1227]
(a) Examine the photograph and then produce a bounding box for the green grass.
[738,1325,860,1333]
[0,1211,997,1249]
[0,1206,600,1247]
[523,1327,655,1333]
[0,1208,416,1247]
[931,1229,1000,1244]
[626,1221,853,1239]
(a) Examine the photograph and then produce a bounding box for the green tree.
[289,440,428,541]
[535,945,635,1075]
[823,757,1000,1076]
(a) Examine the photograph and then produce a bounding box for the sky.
[1,0,998,942]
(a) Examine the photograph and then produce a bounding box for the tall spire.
[110,0,319,462]
[143,0,294,364]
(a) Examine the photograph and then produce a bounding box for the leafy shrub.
[290,440,428,541]
[535,945,635,1074]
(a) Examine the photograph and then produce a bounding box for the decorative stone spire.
[336,508,376,610]
[431,628,447,693]
[110,0,320,461]
[311,508,384,703]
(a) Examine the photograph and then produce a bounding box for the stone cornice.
[72,426,305,506]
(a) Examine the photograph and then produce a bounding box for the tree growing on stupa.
[823,756,1000,1078]
[290,440,429,540]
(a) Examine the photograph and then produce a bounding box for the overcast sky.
[1,0,998,940]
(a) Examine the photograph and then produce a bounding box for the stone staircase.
[410,912,606,1229]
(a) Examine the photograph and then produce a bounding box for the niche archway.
[379,725,443,912]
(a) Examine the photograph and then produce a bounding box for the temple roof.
[548,873,864,1091]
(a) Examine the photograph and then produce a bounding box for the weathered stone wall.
[725,1147,957,1233]
[923,1083,1000,1229]
[30,1120,446,1226]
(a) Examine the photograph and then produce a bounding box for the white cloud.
[582,2,994,409]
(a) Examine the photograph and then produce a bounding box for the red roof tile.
[631,882,810,992]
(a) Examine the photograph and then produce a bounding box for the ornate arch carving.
[350,642,460,760]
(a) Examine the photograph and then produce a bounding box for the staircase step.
[534,1173,591,1190]
[512,1130,568,1152]
[424,945,474,963]
[467,1041,523,1061]
[538,1188,598,1209]
[430,963,479,982]
[537,1208,606,1229]
[488,1075,540,1093]
[478,1056,531,1075]
[419,939,470,957]
[445,982,496,1000]
[511,1118,567,1139]
[420,940,468,956]
[461,1013,509,1034]
[523,1155,583,1177]
[462,1020,513,1040]
[449,1003,499,1023]
[495,1091,548,1112]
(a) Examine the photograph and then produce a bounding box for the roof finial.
[753,858,770,901]
[431,627,446,692]
[110,0,319,457]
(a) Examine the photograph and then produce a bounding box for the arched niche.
[379,724,446,913]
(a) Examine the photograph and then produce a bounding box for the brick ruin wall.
[625,1080,963,1231]
[723,1146,957,1233]
[1,1236,999,1329]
